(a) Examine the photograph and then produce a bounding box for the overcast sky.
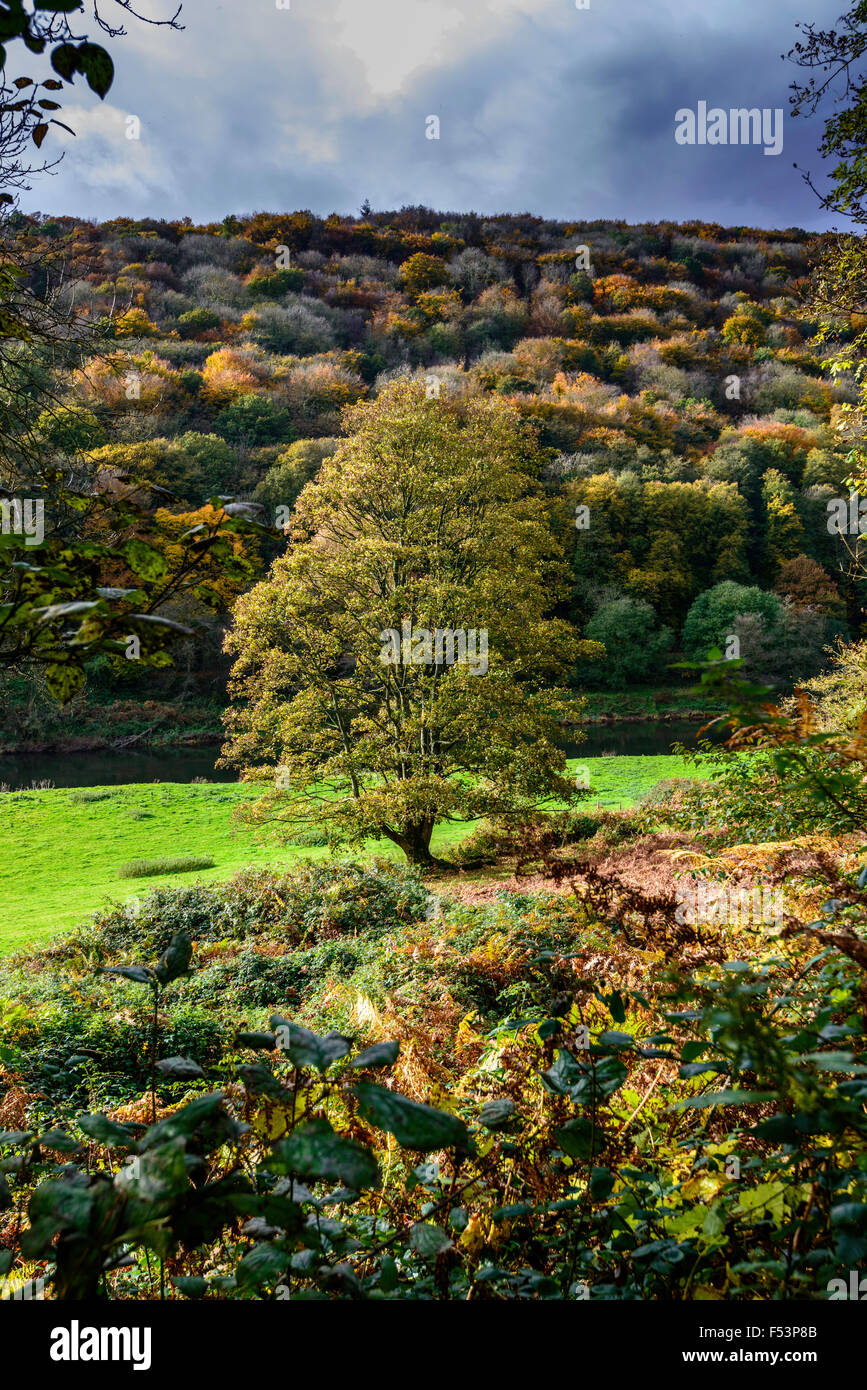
[20,0,850,230]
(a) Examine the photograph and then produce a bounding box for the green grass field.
[0,754,704,953]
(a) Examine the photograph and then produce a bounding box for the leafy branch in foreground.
[0,0,183,181]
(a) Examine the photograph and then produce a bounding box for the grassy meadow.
[0,753,703,953]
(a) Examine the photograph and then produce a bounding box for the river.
[0,719,721,790]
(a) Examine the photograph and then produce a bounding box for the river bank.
[0,719,722,790]
[0,688,722,759]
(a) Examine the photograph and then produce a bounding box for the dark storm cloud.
[21,0,849,229]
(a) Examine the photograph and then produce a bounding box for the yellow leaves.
[201,346,265,404]
[467,930,522,970]
[664,1206,709,1239]
[114,307,158,338]
[680,1171,729,1204]
[353,991,384,1030]
[459,1214,491,1257]
[736,1179,789,1224]
[455,1010,481,1055]
[721,311,767,347]
[249,1096,306,1142]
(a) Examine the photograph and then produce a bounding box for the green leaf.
[679,1089,777,1110]
[347,1040,400,1069]
[379,1254,398,1292]
[752,1114,801,1142]
[235,1031,277,1051]
[353,1082,471,1153]
[172,1276,208,1299]
[22,1178,95,1256]
[100,964,155,986]
[0,13,23,41]
[554,1116,598,1160]
[271,1121,380,1191]
[478,1099,519,1131]
[272,1019,352,1073]
[35,1129,81,1154]
[410,1223,452,1259]
[236,1243,288,1289]
[589,1166,615,1200]
[77,1114,139,1149]
[604,989,627,1024]
[139,1093,225,1152]
[122,537,167,580]
[0,1131,33,1148]
[154,930,192,984]
[37,601,102,624]
[44,661,85,703]
[238,1064,287,1100]
[542,1050,627,1104]
[800,1051,867,1073]
[76,42,113,98]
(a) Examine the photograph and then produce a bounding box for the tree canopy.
[222,381,590,863]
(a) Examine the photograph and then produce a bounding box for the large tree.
[221,380,587,865]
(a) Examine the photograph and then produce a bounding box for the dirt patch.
[433,832,703,908]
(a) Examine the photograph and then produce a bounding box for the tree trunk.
[384,820,442,868]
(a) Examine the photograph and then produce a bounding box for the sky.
[19,0,852,230]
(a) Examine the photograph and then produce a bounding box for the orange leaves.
[201,346,267,405]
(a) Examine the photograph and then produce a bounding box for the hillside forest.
[1,205,863,746]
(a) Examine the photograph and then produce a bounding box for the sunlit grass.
[0,752,705,953]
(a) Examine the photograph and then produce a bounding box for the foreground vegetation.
[1,683,865,1303]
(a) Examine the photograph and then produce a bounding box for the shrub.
[797,637,867,732]
[246,302,336,355]
[214,392,294,446]
[398,252,450,296]
[74,862,431,961]
[252,437,339,521]
[247,267,304,297]
[114,307,159,338]
[682,581,783,660]
[583,598,673,687]
[177,307,223,338]
[117,855,216,879]
[37,405,107,453]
